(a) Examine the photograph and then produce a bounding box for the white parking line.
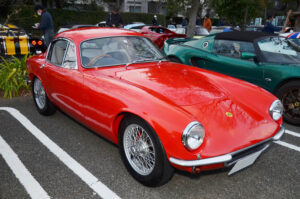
[0,107,121,199]
[274,140,300,152]
[285,129,300,138]
[0,135,50,199]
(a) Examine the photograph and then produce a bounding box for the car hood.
[116,62,280,156]
[116,62,272,106]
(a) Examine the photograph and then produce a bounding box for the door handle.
[40,64,45,69]
[265,78,272,82]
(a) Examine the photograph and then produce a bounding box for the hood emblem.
[226,112,233,117]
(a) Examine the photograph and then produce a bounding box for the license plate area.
[228,149,262,175]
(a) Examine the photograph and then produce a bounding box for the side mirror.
[241,52,256,60]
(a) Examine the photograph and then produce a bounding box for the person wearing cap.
[203,14,212,32]
[106,7,124,28]
[152,15,158,26]
[34,5,54,46]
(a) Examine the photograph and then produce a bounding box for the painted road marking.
[285,130,300,138]
[0,107,121,199]
[0,135,50,199]
[274,141,300,152]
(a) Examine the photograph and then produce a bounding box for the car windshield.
[80,36,164,68]
[257,37,300,64]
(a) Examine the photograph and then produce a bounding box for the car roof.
[55,27,144,43]
[214,31,277,42]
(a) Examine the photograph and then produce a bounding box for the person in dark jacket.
[34,5,54,46]
[106,7,124,28]
[152,15,158,26]
[263,16,282,34]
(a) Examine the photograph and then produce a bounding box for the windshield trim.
[79,35,164,69]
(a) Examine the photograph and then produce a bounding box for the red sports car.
[26,27,285,186]
[140,26,186,49]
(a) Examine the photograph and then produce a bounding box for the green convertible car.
[163,31,300,125]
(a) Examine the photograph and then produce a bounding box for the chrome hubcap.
[123,124,155,176]
[33,78,46,109]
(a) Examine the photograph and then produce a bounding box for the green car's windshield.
[80,36,164,68]
[258,37,300,64]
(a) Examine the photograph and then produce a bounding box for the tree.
[166,0,186,17]
[0,0,15,19]
[210,0,266,30]
[165,0,208,37]
[186,0,200,37]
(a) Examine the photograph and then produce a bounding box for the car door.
[198,39,265,88]
[44,38,85,121]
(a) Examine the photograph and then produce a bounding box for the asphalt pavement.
[0,96,299,199]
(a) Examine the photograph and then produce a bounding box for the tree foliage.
[210,0,266,29]
[0,0,17,19]
[166,0,186,17]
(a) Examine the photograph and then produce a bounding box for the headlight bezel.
[269,99,283,121]
[182,121,205,151]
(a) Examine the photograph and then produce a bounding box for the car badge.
[226,112,233,117]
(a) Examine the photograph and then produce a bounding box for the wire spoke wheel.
[33,78,46,110]
[123,124,155,176]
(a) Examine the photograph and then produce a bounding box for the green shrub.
[0,55,30,98]
[8,6,166,34]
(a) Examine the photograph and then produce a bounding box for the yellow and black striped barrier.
[0,36,46,56]
[0,36,30,56]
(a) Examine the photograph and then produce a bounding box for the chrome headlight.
[269,99,283,121]
[182,121,205,150]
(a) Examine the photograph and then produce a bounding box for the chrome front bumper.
[169,126,285,167]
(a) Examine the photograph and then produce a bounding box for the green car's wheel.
[168,56,182,63]
[32,77,56,116]
[118,116,174,187]
[276,80,300,125]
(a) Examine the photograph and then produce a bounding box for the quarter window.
[62,42,77,69]
[213,40,255,60]
[47,40,68,66]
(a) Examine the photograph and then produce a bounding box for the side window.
[47,40,68,66]
[213,40,255,60]
[62,42,77,69]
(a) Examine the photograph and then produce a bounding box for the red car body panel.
[26,28,282,173]
[140,26,186,49]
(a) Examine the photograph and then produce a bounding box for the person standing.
[106,7,124,28]
[33,5,54,46]
[203,14,212,32]
[196,15,201,26]
[263,16,281,34]
[152,15,158,26]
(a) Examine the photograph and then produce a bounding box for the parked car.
[210,26,233,34]
[124,23,145,32]
[140,26,186,48]
[26,27,284,186]
[163,31,300,125]
[246,25,264,32]
[0,24,46,56]
[282,32,300,47]
[57,24,97,33]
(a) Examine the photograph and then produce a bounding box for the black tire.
[168,56,182,63]
[119,116,174,187]
[32,77,56,116]
[275,80,300,125]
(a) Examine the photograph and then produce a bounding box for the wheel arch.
[112,111,160,145]
[273,77,300,95]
